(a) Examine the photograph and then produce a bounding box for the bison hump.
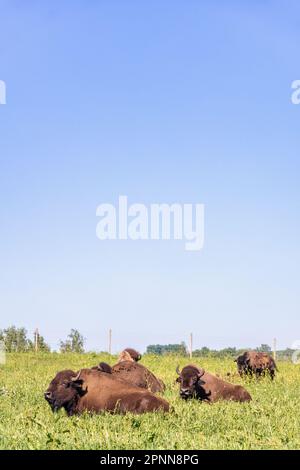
[113,361,138,373]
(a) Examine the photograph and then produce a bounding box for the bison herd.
[44,348,277,416]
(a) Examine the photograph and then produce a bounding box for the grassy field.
[0,353,300,450]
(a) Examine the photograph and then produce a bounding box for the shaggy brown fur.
[118,350,134,363]
[123,348,142,362]
[44,368,169,416]
[176,364,251,403]
[235,351,277,379]
[96,361,165,393]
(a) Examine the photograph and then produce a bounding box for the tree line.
[0,326,295,360]
[0,326,50,352]
[0,326,84,353]
[147,343,295,360]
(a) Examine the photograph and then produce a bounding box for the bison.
[44,368,169,416]
[235,351,277,380]
[94,361,165,393]
[119,348,142,362]
[176,364,251,403]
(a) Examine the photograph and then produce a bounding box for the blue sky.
[0,1,299,352]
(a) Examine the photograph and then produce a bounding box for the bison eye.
[62,382,70,388]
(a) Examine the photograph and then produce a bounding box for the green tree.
[219,347,237,357]
[0,326,51,352]
[193,346,211,357]
[0,326,30,352]
[37,335,51,352]
[146,343,187,355]
[256,344,271,353]
[27,334,51,352]
[60,329,85,353]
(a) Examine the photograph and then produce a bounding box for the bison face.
[44,370,87,413]
[176,365,205,400]
[234,353,252,376]
[235,355,246,370]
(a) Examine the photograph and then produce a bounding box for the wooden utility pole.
[34,328,39,353]
[108,329,112,355]
[189,333,193,359]
[273,338,277,361]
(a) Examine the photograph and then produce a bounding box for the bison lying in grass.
[90,348,165,393]
[176,364,251,403]
[94,360,165,393]
[235,351,278,380]
[44,368,169,416]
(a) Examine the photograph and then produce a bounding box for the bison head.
[176,365,205,400]
[44,369,87,414]
[235,355,246,366]
[96,362,113,374]
[124,348,142,362]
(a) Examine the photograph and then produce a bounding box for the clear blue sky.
[0,1,299,352]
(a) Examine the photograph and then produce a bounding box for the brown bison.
[94,361,165,393]
[119,348,142,362]
[44,368,169,416]
[235,351,277,380]
[176,364,251,403]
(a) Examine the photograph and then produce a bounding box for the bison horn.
[176,365,181,376]
[71,370,82,382]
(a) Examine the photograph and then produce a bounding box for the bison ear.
[70,378,87,395]
[70,371,87,395]
[97,362,112,374]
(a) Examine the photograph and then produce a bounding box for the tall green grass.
[0,353,299,449]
